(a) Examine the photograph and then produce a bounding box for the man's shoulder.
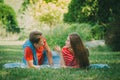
[25,46,31,50]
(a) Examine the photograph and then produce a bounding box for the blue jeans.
[43,50,60,65]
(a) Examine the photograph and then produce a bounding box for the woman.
[54,33,90,68]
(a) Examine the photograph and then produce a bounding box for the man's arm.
[26,60,40,69]
[44,43,53,65]
[24,47,40,69]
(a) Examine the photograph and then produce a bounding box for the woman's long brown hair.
[69,33,90,68]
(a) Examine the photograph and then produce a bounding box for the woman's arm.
[54,46,66,68]
[59,52,66,68]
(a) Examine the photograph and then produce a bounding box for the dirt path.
[0,40,105,48]
[85,40,105,48]
[0,40,25,45]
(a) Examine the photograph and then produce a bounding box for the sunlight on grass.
[0,70,9,77]
[0,45,120,80]
[0,49,21,52]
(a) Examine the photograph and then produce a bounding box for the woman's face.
[65,36,71,48]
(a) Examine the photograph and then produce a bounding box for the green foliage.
[69,23,92,40]
[38,4,62,28]
[20,0,38,11]
[64,0,119,24]
[20,0,69,31]
[0,21,7,38]
[45,0,58,3]
[91,24,105,40]
[34,0,69,30]
[20,0,30,11]
[90,45,112,52]
[105,20,120,51]
[64,0,98,23]
[97,0,120,23]
[97,0,120,51]
[0,0,4,3]
[45,23,92,48]
[20,0,58,12]
[0,3,20,33]
[45,24,69,48]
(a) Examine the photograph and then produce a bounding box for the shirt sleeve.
[24,47,33,61]
[43,38,47,47]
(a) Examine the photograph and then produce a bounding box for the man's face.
[34,35,44,49]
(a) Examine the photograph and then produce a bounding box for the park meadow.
[0,0,120,80]
[0,43,120,80]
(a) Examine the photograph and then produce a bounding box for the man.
[22,31,53,68]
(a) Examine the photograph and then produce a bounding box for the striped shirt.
[62,46,79,68]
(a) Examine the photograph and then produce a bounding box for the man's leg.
[42,50,60,65]
[52,51,60,64]
[42,50,48,64]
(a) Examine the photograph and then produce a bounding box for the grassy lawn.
[0,45,120,80]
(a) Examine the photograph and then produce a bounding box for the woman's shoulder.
[62,46,68,50]
[62,46,69,52]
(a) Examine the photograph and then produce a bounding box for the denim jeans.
[43,50,60,65]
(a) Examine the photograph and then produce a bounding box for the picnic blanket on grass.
[3,63,110,69]
[3,62,60,69]
[3,50,110,69]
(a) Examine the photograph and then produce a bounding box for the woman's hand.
[54,46,66,68]
[54,45,61,53]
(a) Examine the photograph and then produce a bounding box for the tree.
[98,0,120,51]
[20,0,70,33]
[97,0,120,23]
[64,0,120,51]
[105,20,120,51]
[64,0,98,23]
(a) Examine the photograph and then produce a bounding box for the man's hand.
[27,60,40,69]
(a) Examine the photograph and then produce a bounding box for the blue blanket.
[3,63,110,69]
[3,62,60,69]
[3,51,110,69]
[89,64,110,69]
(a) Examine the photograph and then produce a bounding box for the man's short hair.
[29,31,42,44]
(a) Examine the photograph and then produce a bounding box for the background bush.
[0,3,20,33]
[91,24,105,40]
[44,23,92,48]
[64,0,98,23]
[0,0,4,3]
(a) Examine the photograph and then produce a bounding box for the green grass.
[0,45,120,80]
